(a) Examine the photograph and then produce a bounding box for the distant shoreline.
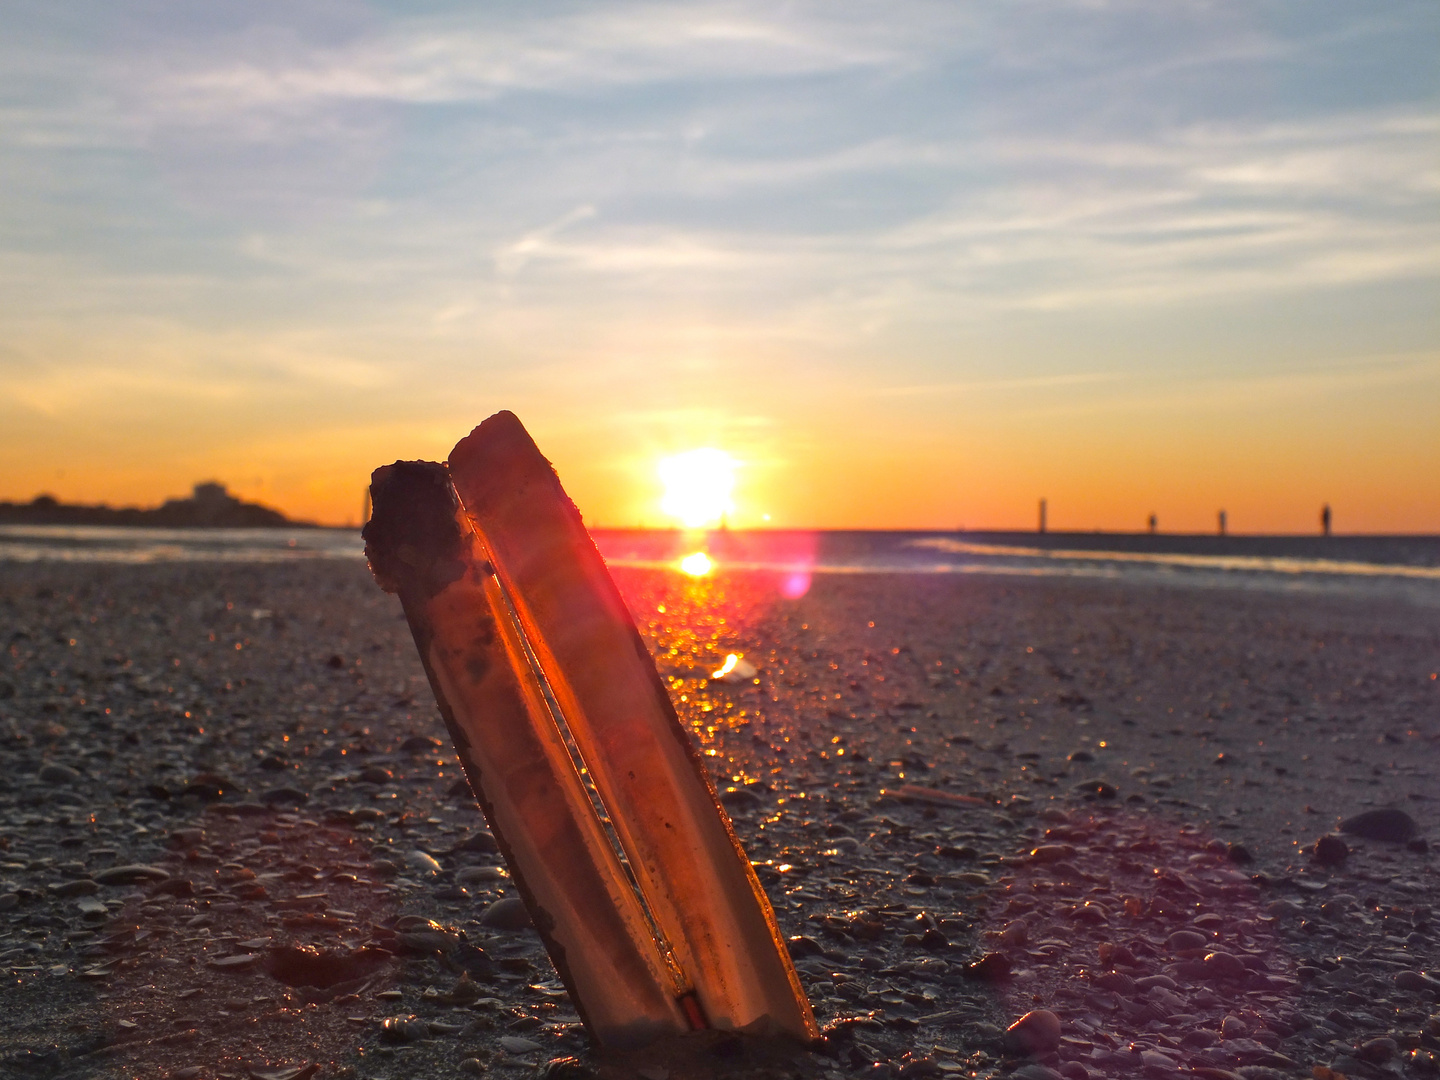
[0,482,317,530]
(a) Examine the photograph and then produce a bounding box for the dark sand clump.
[1,561,1438,1079]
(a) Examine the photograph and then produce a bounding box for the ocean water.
[4,524,1438,605]
[0,525,364,563]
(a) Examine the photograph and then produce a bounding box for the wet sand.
[1,561,1437,1079]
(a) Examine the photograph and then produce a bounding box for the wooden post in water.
[1218,509,1227,536]
[1038,498,1047,534]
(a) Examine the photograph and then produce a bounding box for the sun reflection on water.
[679,551,713,576]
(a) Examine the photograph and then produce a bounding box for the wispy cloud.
[1,1,1437,524]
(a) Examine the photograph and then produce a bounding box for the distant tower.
[1217,509,1227,536]
[1038,498,1047,534]
[1148,513,1157,535]
[1321,504,1331,537]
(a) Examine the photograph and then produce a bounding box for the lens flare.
[712,653,739,679]
[680,551,713,576]
[659,449,736,528]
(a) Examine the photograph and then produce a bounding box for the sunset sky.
[2,1,1437,532]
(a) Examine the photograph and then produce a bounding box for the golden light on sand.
[658,448,736,528]
[680,551,714,576]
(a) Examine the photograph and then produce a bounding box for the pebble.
[260,786,309,806]
[1167,930,1208,953]
[1341,807,1418,843]
[1395,970,1440,993]
[1012,1066,1064,1080]
[720,786,763,809]
[499,1036,543,1054]
[93,864,170,885]
[1312,834,1348,866]
[897,1058,941,1078]
[1357,1037,1398,1064]
[1005,1009,1062,1055]
[379,1017,429,1043]
[404,850,443,875]
[38,762,80,784]
[1202,951,1247,980]
[480,897,533,930]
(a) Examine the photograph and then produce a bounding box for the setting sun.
[658,449,736,529]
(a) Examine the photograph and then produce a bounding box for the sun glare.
[658,448,736,528]
[680,551,713,576]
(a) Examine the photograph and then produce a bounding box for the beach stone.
[1357,1037,1397,1064]
[964,952,1012,980]
[404,850,442,876]
[1005,1009,1061,1055]
[1312,835,1348,866]
[1030,844,1075,864]
[379,1016,427,1043]
[259,786,308,806]
[38,762,81,784]
[1167,930,1208,953]
[898,1058,941,1078]
[1396,970,1440,993]
[499,1036,543,1054]
[1075,780,1117,799]
[1221,1016,1248,1040]
[1203,951,1247,980]
[1057,1064,1090,1080]
[400,735,442,753]
[1341,808,1417,843]
[720,787,762,809]
[50,878,98,898]
[480,897,533,931]
[1012,1066,1064,1080]
[93,864,169,886]
[396,928,456,954]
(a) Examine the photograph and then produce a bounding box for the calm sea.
[3,524,1438,604]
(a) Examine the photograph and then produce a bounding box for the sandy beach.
[1,559,1437,1079]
